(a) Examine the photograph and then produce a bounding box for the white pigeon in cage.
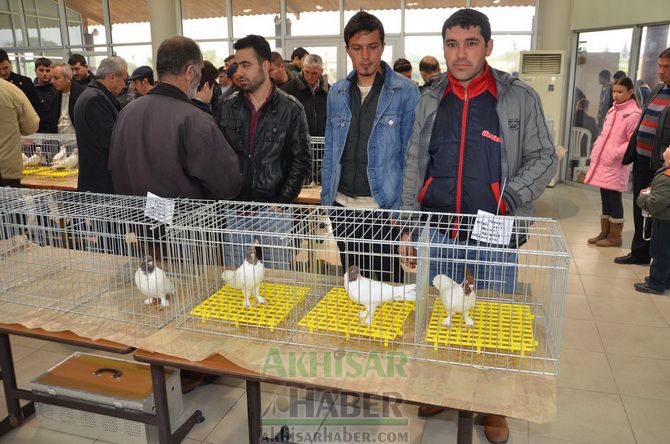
[51,145,67,166]
[23,146,44,166]
[222,246,266,307]
[344,265,416,325]
[51,148,78,170]
[433,273,477,328]
[135,255,174,307]
[22,152,29,164]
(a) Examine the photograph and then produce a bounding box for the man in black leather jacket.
[217,34,311,204]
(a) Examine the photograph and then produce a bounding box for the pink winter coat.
[585,99,641,192]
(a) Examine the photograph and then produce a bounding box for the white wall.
[571,0,670,31]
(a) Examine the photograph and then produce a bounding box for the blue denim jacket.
[321,61,420,209]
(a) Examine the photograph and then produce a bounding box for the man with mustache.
[401,9,557,444]
[108,36,241,200]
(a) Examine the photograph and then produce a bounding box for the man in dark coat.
[33,57,55,132]
[217,34,311,204]
[45,63,85,134]
[0,48,40,114]
[109,37,241,200]
[282,53,329,137]
[74,56,128,193]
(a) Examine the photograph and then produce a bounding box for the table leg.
[151,364,172,444]
[457,410,474,444]
[247,379,262,444]
[0,333,23,426]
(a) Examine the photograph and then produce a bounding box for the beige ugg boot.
[596,218,624,247]
[588,216,610,244]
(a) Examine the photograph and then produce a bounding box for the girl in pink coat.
[585,77,641,247]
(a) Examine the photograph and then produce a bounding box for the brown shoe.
[483,414,509,444]
[417,405,446,417]
[595,220,623,247]
[587,216,609,244]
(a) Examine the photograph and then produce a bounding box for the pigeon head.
[245,247,258,265]
[347,265,360,282]
[462,274,475,295]
[139,255,155,273]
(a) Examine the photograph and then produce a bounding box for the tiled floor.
[1,184,669,444]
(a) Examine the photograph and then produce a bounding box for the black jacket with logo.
[217,86,311,203]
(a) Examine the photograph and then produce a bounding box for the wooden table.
[21,175,77,191]
[0,323,202,442]
[134,349,479,444]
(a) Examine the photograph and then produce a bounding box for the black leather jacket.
[217,86,311,203]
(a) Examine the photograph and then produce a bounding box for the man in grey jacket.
[400,9,556,444]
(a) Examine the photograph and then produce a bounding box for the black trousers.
[330,205,403,283]
[0,178,21,187]
[648,220,670,291]
[630,161,653,260]
[600,188,623,219]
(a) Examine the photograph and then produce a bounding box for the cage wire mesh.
[170,202,570,375]
[0,188,213,328]
[21,133,79,177]
[303,137,324,188]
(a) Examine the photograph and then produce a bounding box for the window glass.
[197,41,232,69]
[637,24,670,90]
[489,34,531,74]
[68,21,83,46]
[182,0,228,40]
[113,44,152,72]
[35,0,59,19]
[567,28,634,183]
[40,17,62,47]
[25,15,38,46]
[344,0,400,34]
[404,35,447,84]
[232,0,279,39]
[287,8,339,37]
[473,5,535,32]
[405,2,464,34]
[111,0,150,44]
[0,13,14,46]
[65,0,107,46]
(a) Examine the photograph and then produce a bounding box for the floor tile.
[564,294,592,320]
[13,349,70,388]
[597,321,670,359]
[0,415,96,444]
[588,295,668,327]
[621,395,670,444]
[566,275,585,297]
[574,257,639,280]
[608,353,670,401]
[528,387,635,443]
[183,383,245,441]
[557,349,617,393]
[9,335,48,350]
[653,298,670,325]
[560,318,604,352]
[580,275,649,301]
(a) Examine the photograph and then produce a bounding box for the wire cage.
[21,133,79,178]
[0,188,212,328]
[170,202,570,375]
[303,137,325,188]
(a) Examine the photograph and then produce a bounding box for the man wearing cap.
[128,65,155,98]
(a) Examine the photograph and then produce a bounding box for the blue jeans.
[648,220,670,291]
[426,228,519,294]
[223,208,294,270]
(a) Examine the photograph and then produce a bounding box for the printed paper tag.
[144,192,175,226]
[470,210,514,245]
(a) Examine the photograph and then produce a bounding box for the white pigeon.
[51,148,78,170]
[23,146,44,166]
[135,255,175,307]
[344,265,416,325]
[221,246,265,307]
[433,273,477,328]
[51,145,67,166]
[22,152,29,164]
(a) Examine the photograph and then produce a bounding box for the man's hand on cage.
[398,231,417,270]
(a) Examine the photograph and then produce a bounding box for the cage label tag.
[470,210,513,245]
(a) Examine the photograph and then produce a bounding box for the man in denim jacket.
[320,11,419,282]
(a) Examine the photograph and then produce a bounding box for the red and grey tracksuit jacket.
[418,65,506,234]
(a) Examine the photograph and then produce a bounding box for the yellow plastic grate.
[425,299,538,356]
[298,287,415,346]
[190,282,310,332]
[23,166,79,177]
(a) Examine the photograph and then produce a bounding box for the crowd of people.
[2,7,670,442]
